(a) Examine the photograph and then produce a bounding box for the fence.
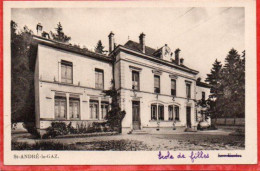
[211,118,245,126]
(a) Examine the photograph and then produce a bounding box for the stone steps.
[130,130,148,134]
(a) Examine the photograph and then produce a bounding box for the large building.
[33,24,210,135]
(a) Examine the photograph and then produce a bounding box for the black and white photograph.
[4,0,257,165]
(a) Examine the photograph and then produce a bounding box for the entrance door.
[186,106,191,128]
[132,101,140,130]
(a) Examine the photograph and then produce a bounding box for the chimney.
[139,33,146,53]
[36,23,43,36]
[180,58,184,65]
[108,32,115,53]
[175,48,181,65]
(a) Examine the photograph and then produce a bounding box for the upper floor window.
[132,71,140,90]
[186,83,191,98]
[154,75,160,93]
[95,69,104,90]
[171,79,176,96]
[61,60,73,84]
[202,91,205,100]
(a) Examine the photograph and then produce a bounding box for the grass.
[12,141,77,150]
[12,139,151,151]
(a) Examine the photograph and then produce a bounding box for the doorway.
[186,106,191,128]
[132,101,140,130]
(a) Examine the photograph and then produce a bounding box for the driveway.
[12,129,244,151]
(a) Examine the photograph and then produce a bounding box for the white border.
[3,0,257,165]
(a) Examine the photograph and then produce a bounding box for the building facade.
[33,27,211,135]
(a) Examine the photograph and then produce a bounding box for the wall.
[38,44,113,90]
[36,44,113,130]
[115,51,198,130]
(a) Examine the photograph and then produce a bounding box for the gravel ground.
[12,131,244,151]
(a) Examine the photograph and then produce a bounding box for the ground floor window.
[55,96,67,119]
[101,102,109,119]
[175,106,180,121]
[158,105,164,120]
[195,109,198,122]
[151,105,157,120]
[168,106,173,121]
[69,98,80,119]
[151,104,164,121]
[90,101,99,119]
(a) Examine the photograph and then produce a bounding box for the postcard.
[3,0,257,166]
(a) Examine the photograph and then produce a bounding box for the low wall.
[211,118,245,126]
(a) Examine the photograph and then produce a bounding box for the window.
[69,98,80,119]
[168,106,173,121]
[101,102,109,119]
[151,104,164,120]
[186,83,191,98]
[90,101,99,119]
[95,69,104,90]
[171,79,176,96]
[158,105,164,120]
[55,96,67,119]
[195,109,198,122]
[132,71,140,90]
[154,75,160,93]
[175,106,180,121]
[151,105,157,120]
[202,91,205,100]
[61,60,73,84]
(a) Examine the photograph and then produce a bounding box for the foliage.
[95,40,105,54]
[50,22,71,43]
[43,121,112,138]
[43,122,69,138]
[220,49,245,119]
[11,20,36,124]
[22,122,40,138]
[205,48,245,121]
[103,80,126,133]
[12,141,77,150]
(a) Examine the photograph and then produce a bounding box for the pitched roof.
[196,81,211,88]
[123,40,198,74]
[124,40,156,56]
[33,35,112,62]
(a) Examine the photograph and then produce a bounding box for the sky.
[11,7,244,80]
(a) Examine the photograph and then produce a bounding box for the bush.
[23,122,40,138]
[207,124,218,130]
[43,122,69,138]
[12,141,77,150]
[43,121,113,138]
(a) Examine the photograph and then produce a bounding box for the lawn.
[12,132,244,151]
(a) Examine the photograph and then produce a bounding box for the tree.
[220,49,245,123]
[11,21,36,124]
[95,40,105,54]
[205,59,222,122]
[50,22,71,43]
[205,49,245,125]
[103,80,126,133]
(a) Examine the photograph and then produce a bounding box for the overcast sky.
[11,7,244,80]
